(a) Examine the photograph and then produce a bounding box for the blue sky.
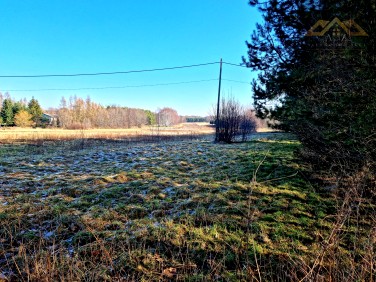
[0,1,261,116]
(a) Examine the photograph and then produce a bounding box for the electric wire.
[0,61,249,79]
[0,62,220,78]
[0,61,251,92]
[2,79,219,92]
[222,62,248,68]
[1,78,251,92]
[222,79,251,84]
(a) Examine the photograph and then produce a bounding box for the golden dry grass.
[0,123,215,143]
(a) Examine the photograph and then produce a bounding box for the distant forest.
[0,93,211,129]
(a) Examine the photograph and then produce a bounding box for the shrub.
[14,110,34,127]
[215,97,257,143]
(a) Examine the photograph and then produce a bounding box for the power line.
[1,79,219,92]
[1,78,252,92]
[222,62,248,68]
[0,61,249,78]
[222,79,251,84]
[0,60,252,93]
[0,62,220,78]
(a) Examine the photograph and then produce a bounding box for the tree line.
[0,93,204,129]
[57,96,186,129]
[0,93,43,127]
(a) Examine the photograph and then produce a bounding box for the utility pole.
[215,58,223,142]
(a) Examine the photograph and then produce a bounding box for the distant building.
[42,113,58,126]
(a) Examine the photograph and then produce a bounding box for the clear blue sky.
[0,0,261,116]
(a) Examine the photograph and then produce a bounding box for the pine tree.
[28,97,43,126]
[244,0,376,175]
[1,99,14,126]
[12,101,27,115]
[145,110,156,125]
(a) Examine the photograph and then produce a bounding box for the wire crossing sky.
[0,1,261,116]
[0,62,221,78]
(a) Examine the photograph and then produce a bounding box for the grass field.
[0,123,215,144]
[0,133,374,281]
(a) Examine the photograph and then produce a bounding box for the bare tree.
[57,95,152,129]
[239,108,257,142]
[157,107,180,127]
[214,97,257,143]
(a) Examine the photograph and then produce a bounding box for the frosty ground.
[0,133,373,281]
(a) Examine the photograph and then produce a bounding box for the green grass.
[0,133,374,281]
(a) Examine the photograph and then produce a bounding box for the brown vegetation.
[13,110,34,127]
[58,96,151,129]
[0,133,373,281]
[213,97,258,143]
[0,123,215,144]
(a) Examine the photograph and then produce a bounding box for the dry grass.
[0,132,372,281]
[0,123,273,144]
[0,123,215,144]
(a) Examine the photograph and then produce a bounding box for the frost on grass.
[0,133,370,281]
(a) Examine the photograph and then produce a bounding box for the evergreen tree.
[12,101,27,115]
[0,92,3,111]
[145,110,156,125]
[244,0,376,176]
[28,97,43,126]
[1,99,14,126]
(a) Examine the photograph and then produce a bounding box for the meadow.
[0,123,214,144]
[0,132,374,281]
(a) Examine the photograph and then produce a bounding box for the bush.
[215,97,257,143]
[14,110,34,127]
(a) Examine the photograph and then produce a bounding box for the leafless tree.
[157,107,180,127]
[214,97,257,143]
[57,95,153,129]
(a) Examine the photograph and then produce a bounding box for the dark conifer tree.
[245,0,376,178]
[1,99,14,126]
[28,97,43,126]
